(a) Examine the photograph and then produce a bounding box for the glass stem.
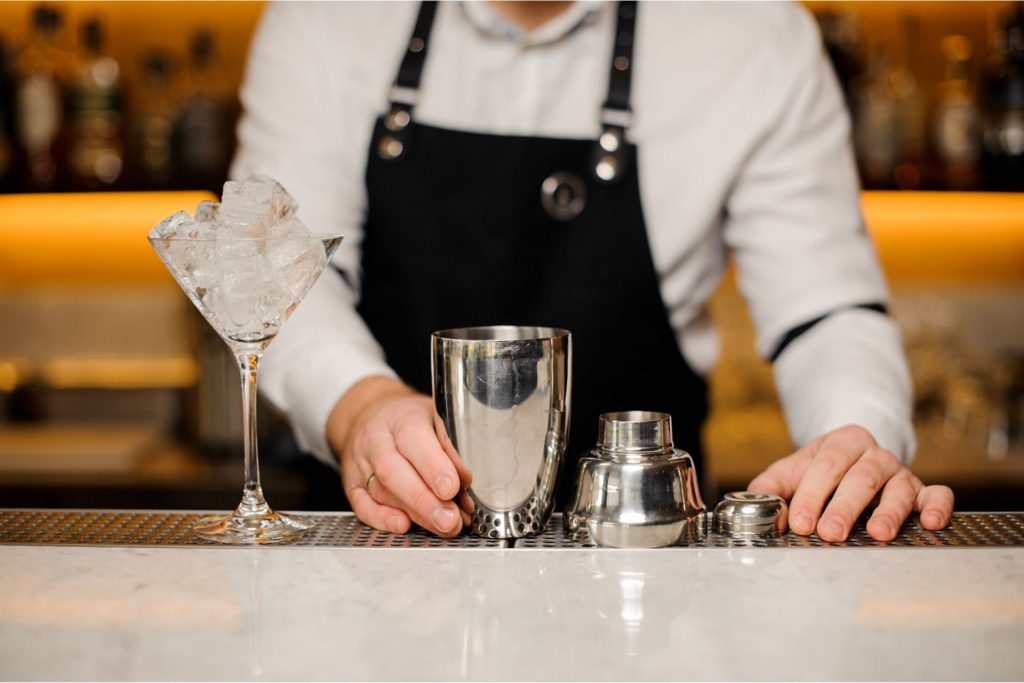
[237,351,269,514]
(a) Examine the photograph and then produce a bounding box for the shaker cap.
[713,491,788,538]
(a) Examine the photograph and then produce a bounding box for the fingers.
[366,471,467,535]
[916,484,955,529]
[748,449,812,501]
[751,425,955,543]
[393,417,461,500]
[818,445,902,541]
[347,481,411,535]
[787,427,872,536]
[369,434,463,537]
[859,479,953,541]
[351,466,464,535]
[866,470,919,541]
[336,391,471,538]
[340,455,412,535]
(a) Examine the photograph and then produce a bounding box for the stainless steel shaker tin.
[431,325,572,539]
[565,411,706,548]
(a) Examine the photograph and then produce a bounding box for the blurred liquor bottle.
[65,18,124,191]
[131,51,177,190]
[850,17,926,190]
[851,48,902,188]
[981,6,1024,191]
[891,16,927,190]
[15,4,69,192]
[0,36,17,191]
[174,30,230,191]
[932,35,983,190]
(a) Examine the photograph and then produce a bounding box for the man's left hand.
[748,424,954,542]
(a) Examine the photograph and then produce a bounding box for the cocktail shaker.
[431,326,571,538]
[565,411,706,548]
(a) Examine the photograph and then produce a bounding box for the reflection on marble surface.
[0,546,1022,681]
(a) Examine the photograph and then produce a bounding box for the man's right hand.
[327,376,473,537]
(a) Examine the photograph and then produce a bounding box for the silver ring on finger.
[366,471,377,490]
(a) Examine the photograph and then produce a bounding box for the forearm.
[260,268,398,466]
[772,307,916,463]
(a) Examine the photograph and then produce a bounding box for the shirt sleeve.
[721,8,916,462]
[230,2,397,466]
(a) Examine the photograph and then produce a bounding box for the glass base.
[193,506,314,545]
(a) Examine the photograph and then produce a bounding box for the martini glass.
[150,233,343,543]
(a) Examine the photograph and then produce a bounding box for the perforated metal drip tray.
[0,510,506,548]
[1,509,1022,549]
[520,512,1024,549]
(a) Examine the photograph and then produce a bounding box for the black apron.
[355,1,708,506]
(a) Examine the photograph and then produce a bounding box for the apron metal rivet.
[614,56,630,72]
[378,136,404,160]
[541,172,587,222]
[410,37,425,53]
[599,130,621,153]
[595,156,619,182]
[386,108,411,131]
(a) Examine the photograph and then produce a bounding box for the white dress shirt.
[231,1,916,467]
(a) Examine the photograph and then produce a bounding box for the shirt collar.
[458,1,605,47]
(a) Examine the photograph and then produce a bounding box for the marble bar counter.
[1,511,1023,681]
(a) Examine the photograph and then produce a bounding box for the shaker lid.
[713,491,788,538]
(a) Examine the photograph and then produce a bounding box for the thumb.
[747,450,810,501]
[748,470,787,498]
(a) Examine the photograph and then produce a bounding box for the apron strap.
[377,1,439,162]
[601,1,637,121]
[592,0,637,184]
[393,0,439,102]
[377,0,640,169]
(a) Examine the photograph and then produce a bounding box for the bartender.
[231,1,954,540]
